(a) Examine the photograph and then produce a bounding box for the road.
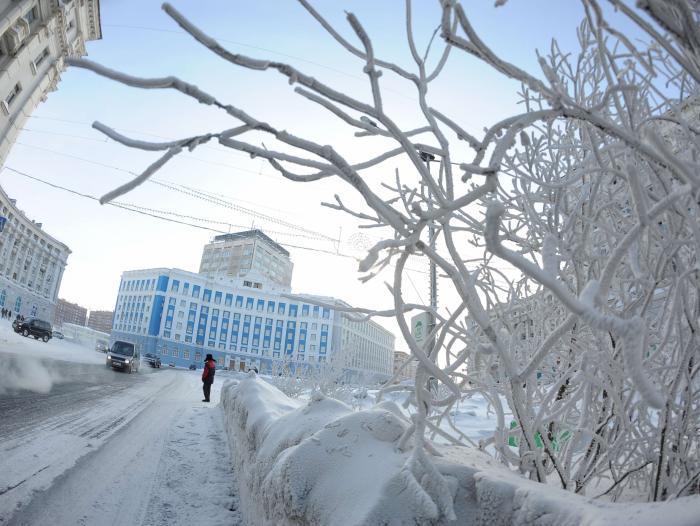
[0,354,241,526]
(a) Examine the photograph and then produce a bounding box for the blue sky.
[1,0,616,341]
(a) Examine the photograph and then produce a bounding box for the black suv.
[144,353,161,368]
[14,318,52,342]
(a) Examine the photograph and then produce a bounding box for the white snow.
[0,323,241,525]
[0,319,105,395]
[221,374,700,525]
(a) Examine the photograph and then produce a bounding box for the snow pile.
[221,374,700,525]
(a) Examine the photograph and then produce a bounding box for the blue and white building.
[110,265,395,382]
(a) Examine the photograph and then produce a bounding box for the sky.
[0,0,611,348]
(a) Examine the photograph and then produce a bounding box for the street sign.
[411,312,431,348]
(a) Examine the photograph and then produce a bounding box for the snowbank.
[221,375,700,526]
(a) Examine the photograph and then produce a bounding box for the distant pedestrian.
[201,353,216,403]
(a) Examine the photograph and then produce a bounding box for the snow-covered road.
[0,325,241,526]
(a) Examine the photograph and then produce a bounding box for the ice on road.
[0,323,241,526]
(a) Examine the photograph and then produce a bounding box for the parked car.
[168,362,176,368]
[144,353,161,368]
[53,330,64,339]
[106,341,140,373]
[13,318,52,342]
[96,342,109,353]
[188,363,197,370]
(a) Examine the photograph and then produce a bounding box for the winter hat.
[205,354,216,361]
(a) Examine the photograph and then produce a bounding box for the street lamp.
[419,150,438,357]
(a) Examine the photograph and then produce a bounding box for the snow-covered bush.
[69,0,700,509]
[221,374,700,525]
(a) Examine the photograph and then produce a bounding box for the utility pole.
[419,151,438,361]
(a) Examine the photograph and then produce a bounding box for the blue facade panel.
[156,275,169,292]
[149,295,165,336]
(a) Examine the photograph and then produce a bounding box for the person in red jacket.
[201,354,216,402]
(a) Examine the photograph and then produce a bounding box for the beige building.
[87,309,112,333]
[54,297,86,327]
[332,302,395,382]
[199,230,294,291]
[0,0,102,166]
[393,350,417,382]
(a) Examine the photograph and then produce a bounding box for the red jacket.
[202,359,216,383]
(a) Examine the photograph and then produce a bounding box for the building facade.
[0,0,102,166]
[109,268,394,382]
[393,350,417,382]
[0,1,101,321]
[54,297,86,327]
[199,230,293,290]
[0,185,69,319]
[87,309,112,333]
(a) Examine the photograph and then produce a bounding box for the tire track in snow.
[5,372,242,526]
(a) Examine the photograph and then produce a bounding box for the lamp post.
[419,150,438,359]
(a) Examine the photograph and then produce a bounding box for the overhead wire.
[2,165,436,279]
[0,166,349,254]
[12,140,336,240]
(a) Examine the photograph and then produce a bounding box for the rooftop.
[211,229,290,257]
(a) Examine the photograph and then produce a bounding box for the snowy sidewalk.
[2,370,241,526]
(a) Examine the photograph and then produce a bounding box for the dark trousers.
[203,382,212,401]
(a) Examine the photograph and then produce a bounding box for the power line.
[19,127,279,180]
[12,140,336,240]
[0,165,353,258]
[3,165,437,276]
[24,117,298,213]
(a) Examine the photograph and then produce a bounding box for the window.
[192,285,200,298]
[171,280,180,292]
[214,291,222,304]
[5,83,22,108]
[24,6,38,24]
[34,47,50,69]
